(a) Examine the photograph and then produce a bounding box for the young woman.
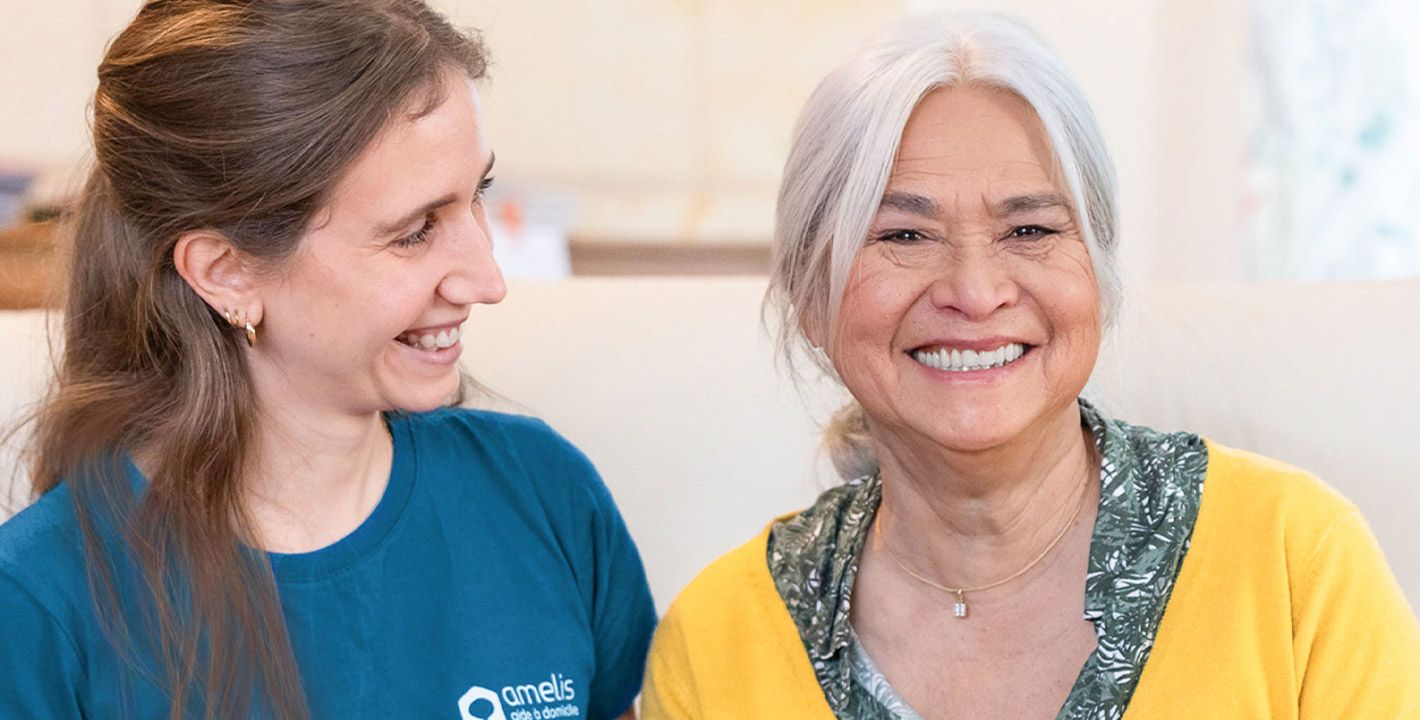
[0,2,654,718]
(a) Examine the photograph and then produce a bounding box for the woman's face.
[250,70,505,417]
[827,85,1101,454]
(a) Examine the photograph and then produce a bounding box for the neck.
[241,392,394,554]
[872,401,1098,588]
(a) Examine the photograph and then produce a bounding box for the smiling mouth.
[910,342,1028,372]
[396,326,462,350]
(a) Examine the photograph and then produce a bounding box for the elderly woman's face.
[828,85,1100,454]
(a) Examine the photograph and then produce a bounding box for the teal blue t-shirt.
[0,409,657,719]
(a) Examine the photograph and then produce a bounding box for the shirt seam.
[1291,506,1362,624]
[656,607,700,716]
[0,564,89,684]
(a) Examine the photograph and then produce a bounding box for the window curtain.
[1244,0,1419,280]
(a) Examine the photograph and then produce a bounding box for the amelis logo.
[458,686,506,720]
[458,674,578,720]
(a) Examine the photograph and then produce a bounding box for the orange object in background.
[496,198,526,238]
[0,221,63,309]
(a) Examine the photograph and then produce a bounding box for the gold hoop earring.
[222,307,258,348]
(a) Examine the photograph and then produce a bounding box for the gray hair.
[766,11,1120,479]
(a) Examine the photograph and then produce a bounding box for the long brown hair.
[26,1,487,716]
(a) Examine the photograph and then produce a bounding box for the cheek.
[287,280,401,354]
[1038,256,1102,376]
[1060,258,1102,335]
[828,260,923,390]
[831,267,894,362]
[1056,280,1101,333]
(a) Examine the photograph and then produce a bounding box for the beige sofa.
[1,277,1417,612]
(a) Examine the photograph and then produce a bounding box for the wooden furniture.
[0,221,61,309]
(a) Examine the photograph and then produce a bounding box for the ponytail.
[822,400,879,480]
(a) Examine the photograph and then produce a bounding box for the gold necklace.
[874,478,1091,619]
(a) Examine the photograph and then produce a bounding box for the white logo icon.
[458,685,507,720]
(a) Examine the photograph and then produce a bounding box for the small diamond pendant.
[953,590,968,618]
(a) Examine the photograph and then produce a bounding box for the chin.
[385,377,462,414]
[932,396,1084,452]
[906,406,1035,454]
[928,428,1020,454]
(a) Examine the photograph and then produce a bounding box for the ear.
[172,230,262,326]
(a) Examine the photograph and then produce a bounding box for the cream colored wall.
[0,0,136,173]
[0,0,1247,283]
[438,0,905,246]
[439,0,1250,282]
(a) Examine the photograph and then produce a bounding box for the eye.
[875,229,929,244]
[1007,224,1057,240]
[393,216,436,248]
[474,175,496,204]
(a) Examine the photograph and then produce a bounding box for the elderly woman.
[642,13,1420,719]
[0,2,653,718]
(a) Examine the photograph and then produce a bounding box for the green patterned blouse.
[766,399,1209,719]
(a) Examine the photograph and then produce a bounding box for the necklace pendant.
[953,590,968,618]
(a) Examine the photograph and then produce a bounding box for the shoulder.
[655,526,787,676]
[0,484,91,640]
[1188,439,1385,605]
[0,495,90,717]
[398,406,582,457]
[396,407,597,486]
[1175,442,1420,707]
[0,483,86,588]
[1201,440,1350,506]
[393,409,624,548]
[649,525,834,716]
[1197,440,1357,552]
[663,503,831,641]
[669,527,779,621]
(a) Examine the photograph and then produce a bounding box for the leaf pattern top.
[766,399,1208,719]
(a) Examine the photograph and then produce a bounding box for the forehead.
[317,73,487,230]
[888,84,1060,196]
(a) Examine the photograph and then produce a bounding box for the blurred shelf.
[569,240,770,276]
[0,221,62,309]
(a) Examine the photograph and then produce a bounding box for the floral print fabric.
[766,399,1208,719]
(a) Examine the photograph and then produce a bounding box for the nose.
[439,212,507,306]
[927,245,1018,320]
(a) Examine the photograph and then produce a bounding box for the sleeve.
[0,571,88,718]
[1294,509,1420,718]
[640,603,700,720]
[552,434,658,720]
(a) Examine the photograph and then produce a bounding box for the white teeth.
[399,325,462,350]
[911,342,1026,372]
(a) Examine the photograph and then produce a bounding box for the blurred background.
[0,0,1416,300]
[2,0,1418,608]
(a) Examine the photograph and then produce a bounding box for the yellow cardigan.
[642,442,1420,719]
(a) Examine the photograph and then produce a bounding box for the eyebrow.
[876,190,1071,219]
[878,191,941,218]
[375,152,496,235]
[996,192,1071,215]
